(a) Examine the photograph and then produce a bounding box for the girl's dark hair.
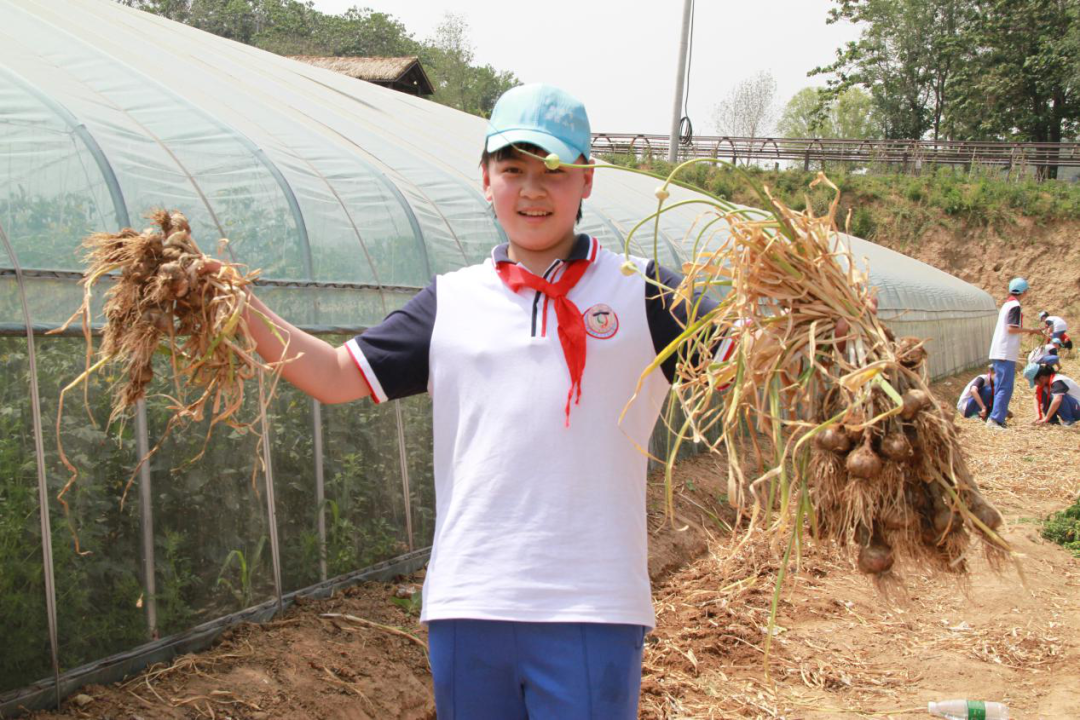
[480,142,583,223]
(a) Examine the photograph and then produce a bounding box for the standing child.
[957,364,995,420]
[226,84,715,719]
[1025,363,1080,426]
[985,278,1043,430]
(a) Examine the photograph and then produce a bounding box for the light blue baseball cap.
[485,84,591,163]
[1008,277,1029,294]
[1023,362,1041,387]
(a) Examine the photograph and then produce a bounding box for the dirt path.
[24,361,1080,720]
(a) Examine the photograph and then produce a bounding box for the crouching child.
[1025,363,1080,426]
[957,364,995,420]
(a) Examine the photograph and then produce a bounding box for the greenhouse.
[0,0,997,713]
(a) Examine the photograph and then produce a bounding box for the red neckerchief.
[1036,372,1056,420]
[496,258,592,426]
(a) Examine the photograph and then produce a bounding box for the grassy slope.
[604,157,1080,314]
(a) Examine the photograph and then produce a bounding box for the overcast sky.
[308,1,861,135]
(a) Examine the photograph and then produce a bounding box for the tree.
[423,13,474,114]
[711,71,778,138]
[468,64,520,119]
[777,88,832,137]
[946,0,1078,158]
[188,0,257,43]
[421,13,519,118]
[777,86,880,139]
[833,87,880,138]
[811,0,970,140]
[319,7,418,58]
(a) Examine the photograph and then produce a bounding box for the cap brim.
[485,128,587,163]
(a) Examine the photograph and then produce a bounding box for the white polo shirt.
[988,296,1023,362]
[956,373,992,412]
[1048,374,1080,402]
[345,235,723,628]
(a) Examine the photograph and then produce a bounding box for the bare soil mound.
[878,219,1080,318]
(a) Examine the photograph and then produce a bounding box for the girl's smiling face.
[483,148,593,256]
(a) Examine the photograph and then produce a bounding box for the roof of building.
[289,55,434,95]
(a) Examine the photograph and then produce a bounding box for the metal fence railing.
[591,134,1080,174]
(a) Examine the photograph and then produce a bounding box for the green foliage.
[322,449,408,576]
[216,536,266,610]
[604,158,1080,246]
[778,87,881,139]
[777,88,829,138]
[0,187,103,271]
[390,589,422,616]
[156,530,200,634]
[1042,495,1080,557]
[813,0,1079,149]
[418,13,518,118]
[948,0,1078,154]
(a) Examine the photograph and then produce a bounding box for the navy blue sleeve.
[972,376,986,390]
[1050,380,1069,395]
[645,260,721,383]
[349,279,436,402]
[1007,306,1021,326]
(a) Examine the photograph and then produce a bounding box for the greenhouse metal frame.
[1,0,998,713]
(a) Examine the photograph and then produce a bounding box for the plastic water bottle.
[928,699,1009,720]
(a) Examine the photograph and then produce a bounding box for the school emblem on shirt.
[584,303,619,339]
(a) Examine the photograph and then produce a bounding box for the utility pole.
[668,0,693,163]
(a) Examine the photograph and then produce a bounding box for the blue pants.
[989,359,1015,425]
[1044,394,1080,425]
[962,384,995,418]
[428,619,646,719]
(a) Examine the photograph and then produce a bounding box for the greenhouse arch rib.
[0,66,130,230]
[162,59,407,289]
[291,110,447,277]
